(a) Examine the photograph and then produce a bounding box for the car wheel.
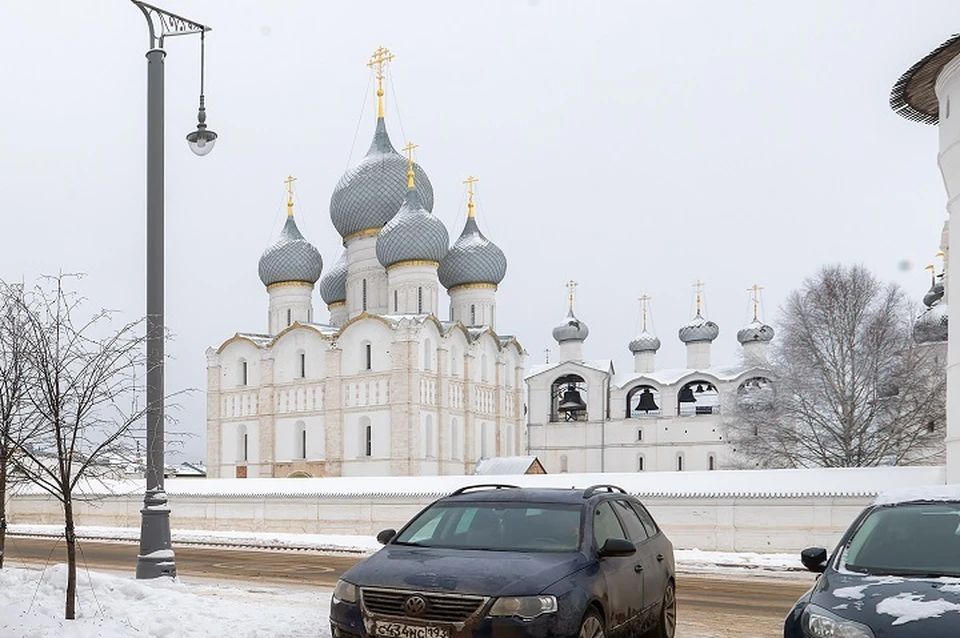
[656,581,677,638]
[578,609,605,638]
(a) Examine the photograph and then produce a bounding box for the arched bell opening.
[626,385,661,418]
[677,379,719,416]
[550,374,587,422]
[736,376,774,410]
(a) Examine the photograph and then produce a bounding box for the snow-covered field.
[0,564,329,638]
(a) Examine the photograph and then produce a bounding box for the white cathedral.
[205,49,525,479]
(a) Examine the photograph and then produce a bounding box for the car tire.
[655,580,677,638]
[578,608,605,638]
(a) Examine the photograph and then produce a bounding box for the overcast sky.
[1,1,957,463]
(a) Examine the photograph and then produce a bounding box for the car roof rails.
[449,484,520,496]
[583,484,627,499]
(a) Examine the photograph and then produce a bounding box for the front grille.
[361,588,486,623]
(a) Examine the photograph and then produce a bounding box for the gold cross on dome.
[284,175,297,216]
[567,280,578,311]
[403,142,418,188]
[693,280,704,315]
[748,284,763,321]
[367,46,394,79]
[463,175,479,218]
[639,295,651,331]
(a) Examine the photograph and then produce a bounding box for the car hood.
[342,545,590,597]
[811,571,960,636]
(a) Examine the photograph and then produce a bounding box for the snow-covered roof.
[30,465,945,500]
[874,485,960,506]
[526,359,614,380]
[474,456,542,475]
[612,363,765,389]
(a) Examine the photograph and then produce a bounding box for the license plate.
[373,621,450,638]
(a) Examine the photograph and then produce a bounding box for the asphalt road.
[4,537,813,637]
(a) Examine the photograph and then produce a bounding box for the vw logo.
[403,595,427,616]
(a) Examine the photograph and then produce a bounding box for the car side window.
[629,502,659,538]
[611,499,649,543]
[593,501,627,548]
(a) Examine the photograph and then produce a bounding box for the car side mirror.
[800,547,828,573]
[377,529,397,545]
[598,538,636,558]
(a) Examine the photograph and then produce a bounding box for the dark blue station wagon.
[330,484,676,638]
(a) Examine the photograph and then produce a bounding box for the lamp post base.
[136,488,176,579]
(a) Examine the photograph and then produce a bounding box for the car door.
[630,501,671,611]
[611,499,661,626]
[593,500,641,636]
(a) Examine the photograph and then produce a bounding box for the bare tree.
[8,275,149,619]
[0,281,34,569]
[725,265,946,468]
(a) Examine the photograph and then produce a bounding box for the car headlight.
[488,595,558,619]
[803,604,875,638]
[333,579,358,604]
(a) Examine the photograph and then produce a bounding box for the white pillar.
[936,57,960,483]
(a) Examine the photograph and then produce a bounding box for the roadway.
[4,537,813,637]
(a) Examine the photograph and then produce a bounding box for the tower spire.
[284,175,297,218]
[749,283,763,321]
[367,46,394,120]
[464,175,479,219]
[567,280,578,312]
[639,295,651,331]
[694,280,705,316]
[403,141,418,189]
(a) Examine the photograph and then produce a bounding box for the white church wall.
[218,340,263,390]
[345,234,388,317]
[273,416,326,462]
[271,328,329,383]
[338,318,394,376]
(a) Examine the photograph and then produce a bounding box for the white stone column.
[257,354,276,477]
[205,348,222,478]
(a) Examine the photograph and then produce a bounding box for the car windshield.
[842,502,960,577]
[392,501,582,552]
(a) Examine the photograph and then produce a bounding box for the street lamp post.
[132,0,216,580]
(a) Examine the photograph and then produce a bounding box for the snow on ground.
[0,564,329,638]
[9,524,808,574]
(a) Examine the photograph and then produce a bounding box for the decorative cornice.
[343,227,383,245]
[449,282,497,293]
[266,281,315,291]
[386,259,440,272]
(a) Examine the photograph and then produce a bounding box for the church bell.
[558,385,587,413]
[678,386,696,403]
[634,388,659,412]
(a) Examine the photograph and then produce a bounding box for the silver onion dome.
[553,308,590,343]
[319,250,347,305]
[438,215,507,290]
[330,118,434,239]
[737,319,775,345]
[914,302,948,344]
[376,188,449,268]
[678,313,719,344]
[629,331,661,354]
[258,216,323,287]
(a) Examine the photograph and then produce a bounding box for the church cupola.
[737,284,774,365]
[377,142,448,315]
[319,250,348,327]
[439,176,507,328]
[258,176,323,334]
[553,280,589,362]
[332,48,434,318]
[915,261,949,344]
[678,280,719,369]
[629,295,660,373]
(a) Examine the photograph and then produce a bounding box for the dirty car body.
[330,484,676,638]
[785,493,960,638]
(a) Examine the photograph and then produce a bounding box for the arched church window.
[238,359,248,387]
[677,453,684,472]
[708,453,716,471]
[295,421,306,459]
[626,385,661,418]
[308,309,312,323]
[550,374,587,422]
[237,424,248,462]
[287,308,292,327]
[363,343,372,371]
[677,380,719,416]
[736,377,774,410]
[418,287,423,314]
[470,304,476,326]
[637,455,645,472]
[362,279,368,312]
[394,290,398,313]
[299,352,306,379]
[360,416,372,457]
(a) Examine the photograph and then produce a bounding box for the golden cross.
[403,142,418,188]
[567,280,578,311]
[368,46,394,118]
[464,175,479,218]
[748,284,763,321]
[693,280,705,315]
[639,295,651,331]
[284,175,297,217]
